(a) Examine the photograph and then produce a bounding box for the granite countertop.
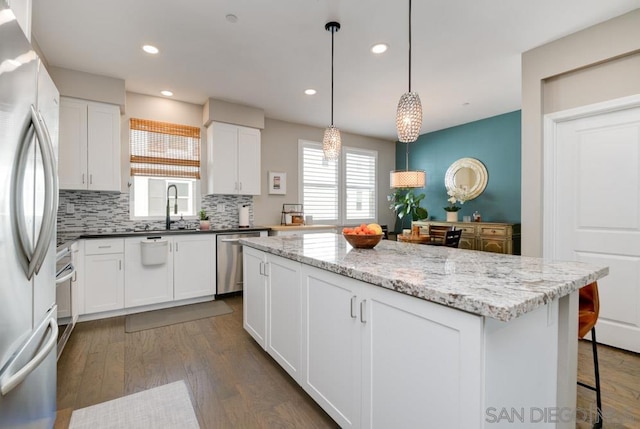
[56,226,270,249]
[239,233,609,322]
[266,224,337,231]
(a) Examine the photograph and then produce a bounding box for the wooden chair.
[428,225,453,244]
[578,282,602,428]
[443,229,462,248]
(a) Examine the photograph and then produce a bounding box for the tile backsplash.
[57,190,253,233]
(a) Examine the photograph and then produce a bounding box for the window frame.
[298,139,378,226]
[129,176,201,221]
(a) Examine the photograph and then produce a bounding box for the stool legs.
[577,327,602,428]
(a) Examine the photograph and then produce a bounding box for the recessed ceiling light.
[304,89,317,95]
[226,14,238,23]
[371,43,388,54]
[142,45,159,54]
[160,90,173,97]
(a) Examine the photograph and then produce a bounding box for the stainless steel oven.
[216,232,261,295]
[55,244,77,360]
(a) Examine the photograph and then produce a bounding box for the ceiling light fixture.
[160,90,173,96]
[142,45,159,54]
[304,89,317,95]
[371,43,388,54]
[322,21,341,161]
[391,0,425,189]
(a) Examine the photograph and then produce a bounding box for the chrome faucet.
[166,184,178,230]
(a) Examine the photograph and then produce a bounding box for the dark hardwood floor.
[54,295,337,429]
[55,295,640,428]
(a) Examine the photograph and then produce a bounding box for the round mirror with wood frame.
[444,157,488,201]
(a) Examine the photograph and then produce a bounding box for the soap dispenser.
[177,215,186,229]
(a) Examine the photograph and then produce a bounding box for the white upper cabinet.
[206,121,261,195]
[59,97,121,191]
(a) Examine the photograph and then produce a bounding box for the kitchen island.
[240,233,608,429]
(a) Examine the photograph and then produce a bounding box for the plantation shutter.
[301,142,338,222]
[130,118,201,179]
[345,148,377,221]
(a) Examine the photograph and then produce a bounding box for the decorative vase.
[446,211,458,222]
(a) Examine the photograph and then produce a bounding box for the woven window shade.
[130,118,201,179]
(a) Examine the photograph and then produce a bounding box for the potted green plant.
[444,188,466,222]
[198,209,210,231]
[388,188,429,232]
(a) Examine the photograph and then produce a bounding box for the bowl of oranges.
[342,223,383,249]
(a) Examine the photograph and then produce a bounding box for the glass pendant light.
[396,0,422,143]
[323,21,341,161]
[391,0,425,188]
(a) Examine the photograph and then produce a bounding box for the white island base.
[243,246,581,429]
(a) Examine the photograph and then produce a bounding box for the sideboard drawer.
[457,225,476,235]
[479,226,510,236]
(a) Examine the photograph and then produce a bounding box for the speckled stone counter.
[240,233,608,322]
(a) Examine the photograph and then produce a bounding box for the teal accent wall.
[395,110,521,226]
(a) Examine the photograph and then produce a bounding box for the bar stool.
[577,282,602,428]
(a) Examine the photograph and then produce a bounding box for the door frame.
[542,94,640,259]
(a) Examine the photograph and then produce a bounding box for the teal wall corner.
[393,110,521,224]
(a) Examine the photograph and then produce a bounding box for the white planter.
[446,211,459,222]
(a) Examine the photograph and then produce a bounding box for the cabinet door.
[84,254,124,314]
[361,285,483,429]
[7,0,31,41]
[237,126,261,195]
[173,235,215,300]
[301,266,361,429]
[87,102,121,191]
[479,237,510,254]
[266,254,301,382]
[208,122,238,195]
[59,98,88,190]
[243,246,268,348]
[124,238,173,308]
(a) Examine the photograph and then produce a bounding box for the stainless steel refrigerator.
[0,1,60,427]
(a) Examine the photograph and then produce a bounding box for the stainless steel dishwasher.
[216,231,261,295]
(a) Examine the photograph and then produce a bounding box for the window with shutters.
[129,118,201,219]
[299,140,377,225]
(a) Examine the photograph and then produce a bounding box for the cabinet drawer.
[479,226,509,236]
[85,239,124,255]
[457,225,475,235]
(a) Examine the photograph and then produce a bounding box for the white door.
[546,97,640,352]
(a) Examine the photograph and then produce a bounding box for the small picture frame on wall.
[268,171,287,195]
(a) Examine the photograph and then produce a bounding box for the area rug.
[125,300,233,333]
[69,380,199,429]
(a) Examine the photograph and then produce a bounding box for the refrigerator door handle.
[11,115,36,276]
[29,106,58,277]
[0,317,58,396]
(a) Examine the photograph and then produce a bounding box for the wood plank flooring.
[55,295,640,428]
[54,295,337,429]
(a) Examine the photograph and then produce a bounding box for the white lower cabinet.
[82,235,215,318]
[83,239,124,314]
[243,247,302,382]
[124,238,173,307]
[173,235,215,300]
[244,247,486,429]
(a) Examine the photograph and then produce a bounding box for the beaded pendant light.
[323,21,341,160]
[391,0,425,188]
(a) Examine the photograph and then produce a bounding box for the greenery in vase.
[198,209,209,221]
[388,188,429,222]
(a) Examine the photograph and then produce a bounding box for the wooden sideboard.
[412,221,521,255]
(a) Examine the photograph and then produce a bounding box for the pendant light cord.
[331,26,335,126]
[408,0,412,93]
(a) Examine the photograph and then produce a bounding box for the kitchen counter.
[240,233,609,428]
[57,226,270,250]
[240,233,607,322]
[266,224,336,231]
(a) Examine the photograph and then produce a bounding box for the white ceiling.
[32,0,640,141]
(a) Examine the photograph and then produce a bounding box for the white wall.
[521,9,640,256]
[253,118,396,227]
[49,66,126,110]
